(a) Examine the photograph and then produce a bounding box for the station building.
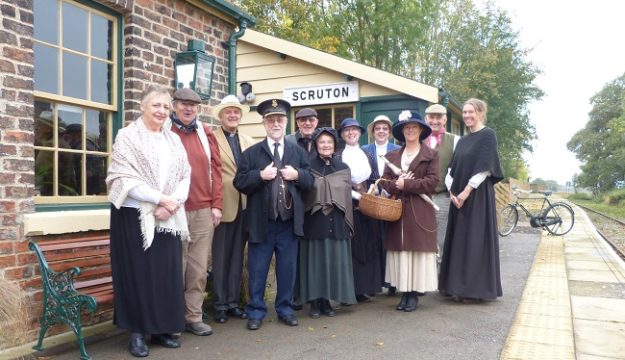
[0,0,462,353]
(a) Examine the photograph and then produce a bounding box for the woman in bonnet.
[106,85,191,357]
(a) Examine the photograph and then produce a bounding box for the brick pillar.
[0,0,36,350]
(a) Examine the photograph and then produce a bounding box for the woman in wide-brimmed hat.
[337,118,383,302]
[380,110,439,312]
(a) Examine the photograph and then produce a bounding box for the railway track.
[573,203,625,261]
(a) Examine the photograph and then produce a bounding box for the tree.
[567,73,625,194]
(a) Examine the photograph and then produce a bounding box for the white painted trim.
[23,209,110,236]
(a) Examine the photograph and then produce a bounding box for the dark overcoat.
[381,145,439,252]
[234,138,313,243]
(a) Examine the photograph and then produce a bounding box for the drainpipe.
[226,20,248,95]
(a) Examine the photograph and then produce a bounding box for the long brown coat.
[381,145,439,252]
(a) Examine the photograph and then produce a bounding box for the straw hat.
[211,95,250,118]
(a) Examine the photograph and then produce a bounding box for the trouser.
[245,219,297,321]
[212,210,246,311]
[182,208,214,323]
[432,193,451,256]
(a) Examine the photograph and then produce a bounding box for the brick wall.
[0,0,239,351]
[122,0,235,125]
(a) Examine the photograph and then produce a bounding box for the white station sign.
[283,82,359,106]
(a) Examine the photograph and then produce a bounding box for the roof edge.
[200,0,256,26]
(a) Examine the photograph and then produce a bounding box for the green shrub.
[568,193,593,201]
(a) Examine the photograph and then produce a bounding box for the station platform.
[5,204,625,360]
[502,204,625,359]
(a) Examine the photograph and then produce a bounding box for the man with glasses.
[234,99,313,331]
[168,88,223,336]
[286,108,319,160]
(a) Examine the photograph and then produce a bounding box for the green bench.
[29,235,113,360]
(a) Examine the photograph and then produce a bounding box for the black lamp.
[175,40,216,100]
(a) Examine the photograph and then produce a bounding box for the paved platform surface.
[502,204,625,360]
[17,204,625,360]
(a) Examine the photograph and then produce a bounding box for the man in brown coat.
[211,95,256,323]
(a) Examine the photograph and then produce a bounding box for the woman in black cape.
[438,98,504,304]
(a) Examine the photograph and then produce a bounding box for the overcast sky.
[482,0,625,184]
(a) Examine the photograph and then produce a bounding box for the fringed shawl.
[106,118,191,250]
[306,166,354,237]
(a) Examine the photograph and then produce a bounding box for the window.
[290,105,355,133]
[33,0,119,204]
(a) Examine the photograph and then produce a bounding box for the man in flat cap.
[211,95,255,324]
[234,99,313,330]
[167,87,223,336]
[424,104,459,259]
[286,107,319,160]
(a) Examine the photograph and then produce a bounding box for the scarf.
[106,118,191,250]
[306,167,354,237]
[165,116,212,192]
[341,144,371,184]
[429,128,446,148]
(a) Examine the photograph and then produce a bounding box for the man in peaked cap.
[424,103,459,261]
[234,99,313,330]
[167,87,223,336]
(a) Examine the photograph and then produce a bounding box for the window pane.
[317,108,332,128]
[35,149,54,196]
[334,107,353,127]
[34,101,55,147]
[58,151,81,196]
[91,14,112,60]
[62,51,87,99]
[58,105,83,149]
[91,60,112,104]
[62,2,87,53]
[86,109,108,152]
[34,0,58,44]
[86,155,107,195]
[34,44,58,94]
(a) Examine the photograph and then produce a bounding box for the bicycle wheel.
[543,203,575,236]
[498,204,518,237]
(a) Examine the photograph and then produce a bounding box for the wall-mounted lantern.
[175,39,215,100]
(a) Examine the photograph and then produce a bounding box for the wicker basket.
[359,179,402,222]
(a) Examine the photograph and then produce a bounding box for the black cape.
[439,127,504,300]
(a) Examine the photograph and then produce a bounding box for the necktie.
[273,143,281,169]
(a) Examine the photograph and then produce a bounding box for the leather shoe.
[214,310,228,323]
[309,299,321,319]
[278,314,299,326]
[404,292,419,312]
[227,307,247,319]
[128,336,149,357]
[150,334,180,348]
[387,286,397,296]
[320,299,336,317]
[291,301,303,311]
[185,321,213,336]
[247,318,261,330]
[356,294,371,303]
[396,293,408,311]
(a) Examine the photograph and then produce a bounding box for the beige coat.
[215,127,255,222]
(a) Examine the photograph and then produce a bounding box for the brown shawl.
[306,168,354,236]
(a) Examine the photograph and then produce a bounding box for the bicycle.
[498,187,575,237]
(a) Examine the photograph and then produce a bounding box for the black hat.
[312,127,338,144]
[257,99,291,117]
[392,110,432,142]
[172,88,202,103]
[338,117,366,135]
[295,108,318,119]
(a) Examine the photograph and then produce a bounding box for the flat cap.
[425,104,447,114]
[173,88,202,104]
[257,99,291,117]
[295,108,318,119]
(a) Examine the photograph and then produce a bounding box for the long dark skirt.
[351,209,382,295]
[438,181,502,300]
[299,237,357,304]
[110,205,185,334]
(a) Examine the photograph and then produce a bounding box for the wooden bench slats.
[44,248,110,262]
[49,256,111,272]
[39,239,110,251]
[75,276,113,290]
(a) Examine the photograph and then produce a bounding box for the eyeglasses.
[297,117,317,123]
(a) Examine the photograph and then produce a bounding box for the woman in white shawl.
[106,85,191,357]
[338,118,383,302]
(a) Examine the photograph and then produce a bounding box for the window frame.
[33,0,123,211]
[289,104,356,134]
